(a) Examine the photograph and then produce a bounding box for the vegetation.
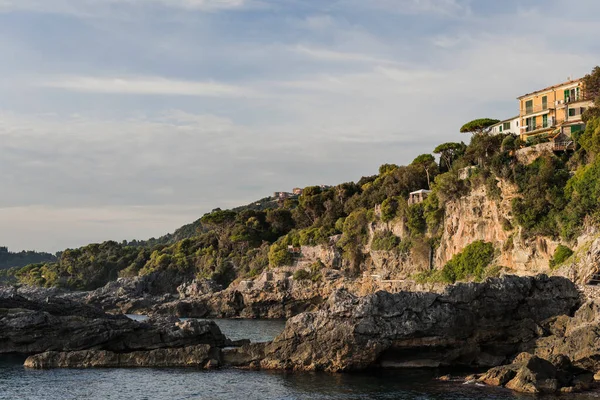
[371,231,402,252]
[460,118,500,135]
[441,241,496,283]
[550,245,574,269]
[0,247,56,270]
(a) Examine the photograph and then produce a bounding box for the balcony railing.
[522,117,561,133]
[521,104,553,116]
[554,141,576,152]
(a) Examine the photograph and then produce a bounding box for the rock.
[478,365,517,386]
[222,343,267,367]
[437,375,451,381]
[257,275,580,372]
[24,345,216,369]
[177,279,222,299]
[503,353,559,394]
[480,352,597,394]
[0,289,227,356]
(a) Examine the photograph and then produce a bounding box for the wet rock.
[24,344,216,369]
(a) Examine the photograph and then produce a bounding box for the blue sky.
[1,0,598,252]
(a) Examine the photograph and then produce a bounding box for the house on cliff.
[490,116,520,135]
[517,78,593,144]
[408,189,432,205]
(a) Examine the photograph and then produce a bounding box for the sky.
[0,0,598,252]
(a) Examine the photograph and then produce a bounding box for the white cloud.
[292,45,398,65]
[346,0,471,16]
[0,0,248,15]
[37,75,257,97]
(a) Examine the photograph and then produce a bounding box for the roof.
[517,78,583,100]
[491,116,520,126]
[410,189,432,195]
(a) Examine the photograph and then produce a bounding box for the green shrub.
[380,198,399,222]
[407,203,426,236]
[371,231,401,251]
[550,245,574,269]
[268,242,293,267]
[441,241,495,283]
[293,269,311,280]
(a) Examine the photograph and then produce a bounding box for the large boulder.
[479,353,594,393]
[258,275,581,372]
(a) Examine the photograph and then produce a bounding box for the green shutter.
[571,125,582,133]
[543,114,548,128]
[564,89,570,101]
[526,100,533,114]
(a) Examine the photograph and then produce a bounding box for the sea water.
[2,319,599,400]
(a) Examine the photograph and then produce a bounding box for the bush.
[512,155,570,238]
[268,242,293,267]
[441,241,495,283]
[371,231,401,251]
[550,245,574,269]
[293,269,311,280]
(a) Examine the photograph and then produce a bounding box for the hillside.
[5,67,600,293]
[0,247,56,270]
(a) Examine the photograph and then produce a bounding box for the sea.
[1,318,600,400]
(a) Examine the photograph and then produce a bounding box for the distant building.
[489,116,520,135]
[517,78,593,142]
[408,189,432,205]
[274,192,293,200]
[292,188,304,195]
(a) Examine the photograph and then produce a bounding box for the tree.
[378,163,399,176]
[411,154,437,189]
[460,118,500,135]
[433,142,467,171]
[583,66,600,123]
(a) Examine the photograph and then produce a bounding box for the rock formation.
[0,287,227,357]
[478,353,594,393]
[257,275,580,372]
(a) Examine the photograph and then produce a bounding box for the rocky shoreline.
[5,275,600,394]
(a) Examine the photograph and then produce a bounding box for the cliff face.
[436,182,558,275]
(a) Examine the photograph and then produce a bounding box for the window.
[542,96,548,110]
[499,125,503,132]
[543,114,548,128]
[569,108,576,117]
[503,122,511,130]
[525,100,533,114]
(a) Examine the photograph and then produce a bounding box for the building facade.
[489,116,520,135]
[517,78,593,142]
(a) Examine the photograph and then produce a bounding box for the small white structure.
[408,189,432,205]
[490,116,520,135]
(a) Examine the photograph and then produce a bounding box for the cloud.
[292,45,398,65]
[37,75,257,97]
[0,0,249,14]
[345,0,471,16]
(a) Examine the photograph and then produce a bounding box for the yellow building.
[517,78,593,142]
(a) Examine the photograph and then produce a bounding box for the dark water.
[125,315,286,343]
[2,319,600,399]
